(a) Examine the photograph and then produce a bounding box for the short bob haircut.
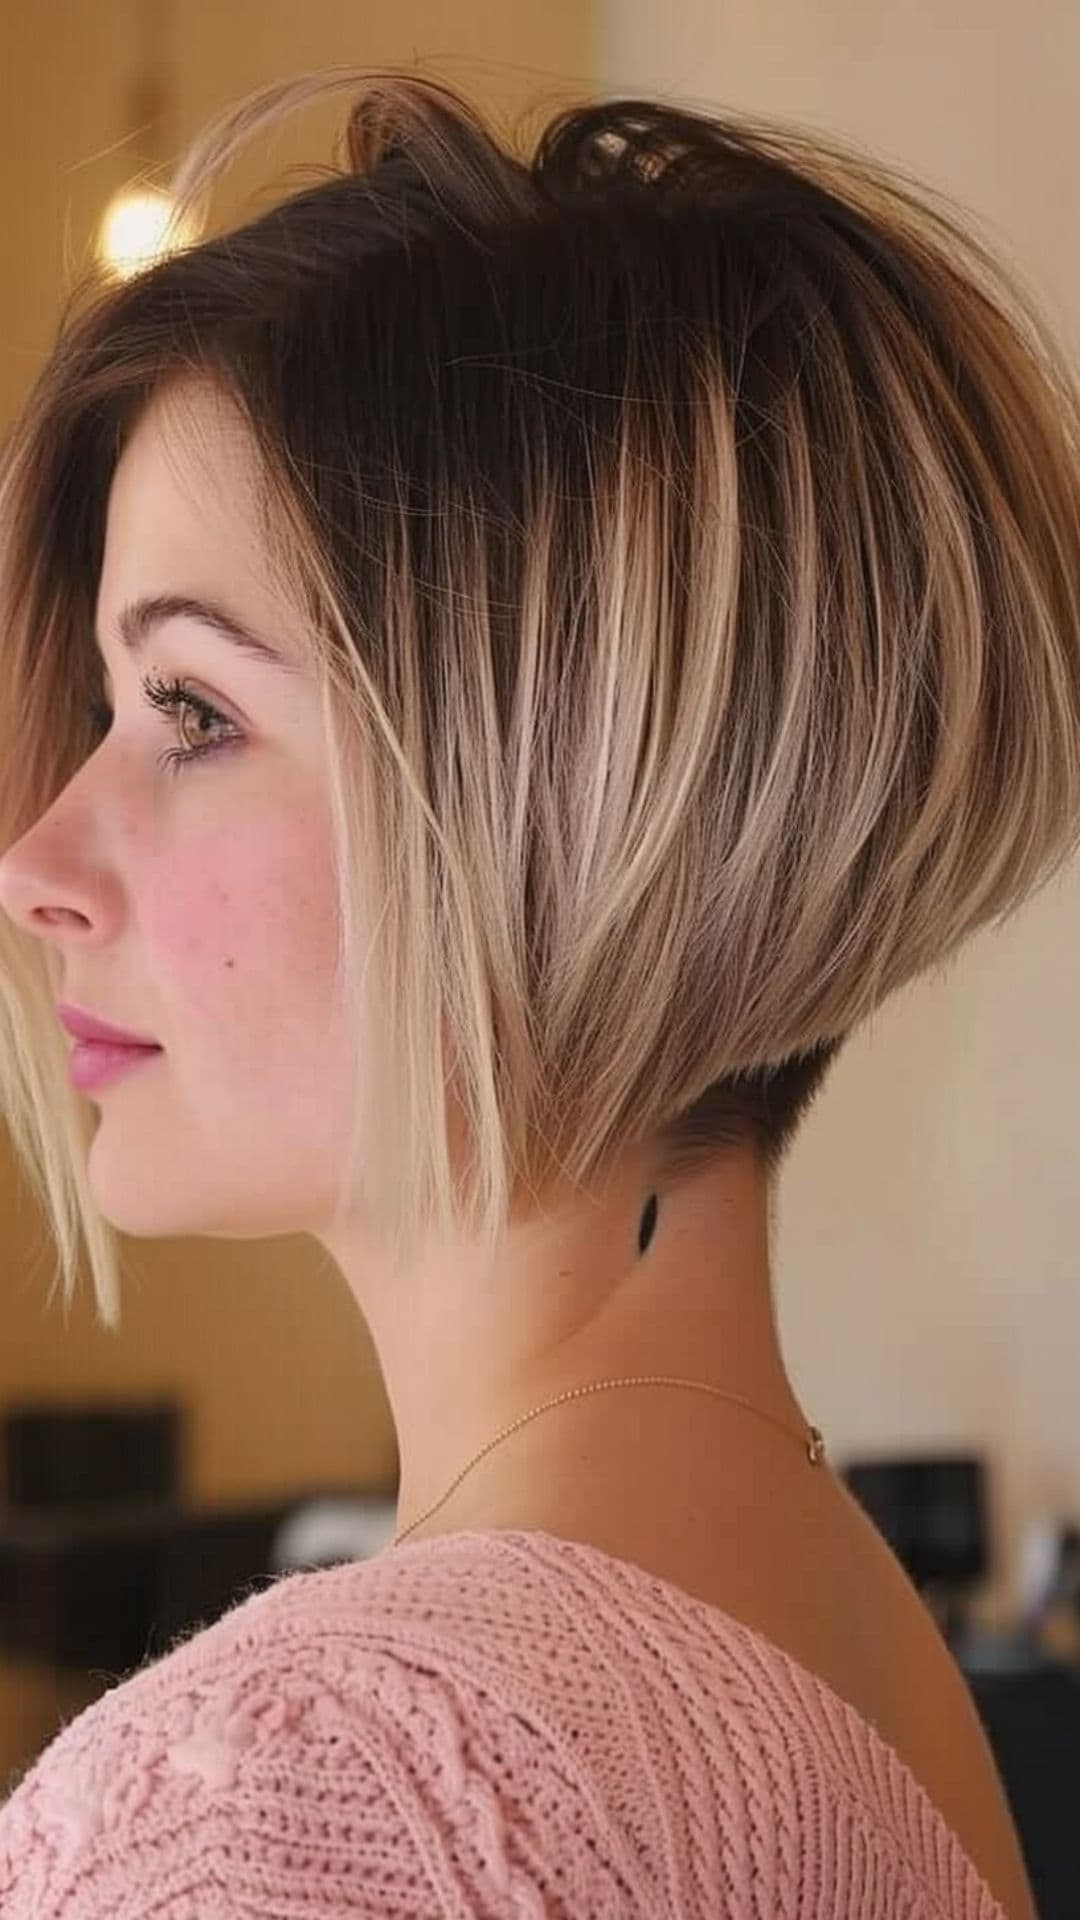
[2,67,1080,1331]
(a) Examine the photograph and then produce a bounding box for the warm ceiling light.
[96,182,197,280]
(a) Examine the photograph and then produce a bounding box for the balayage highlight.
[1,65,1080,1330]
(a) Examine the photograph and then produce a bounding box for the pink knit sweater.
[0,1525,1008,1917]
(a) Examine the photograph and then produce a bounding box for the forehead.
[95,383,277,639]
[103,382,253,553]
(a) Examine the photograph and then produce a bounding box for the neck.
[324,1145,809,1547]
[393,1361,825,1552]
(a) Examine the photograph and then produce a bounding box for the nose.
[0,782,116,952]
[0,851,102,946]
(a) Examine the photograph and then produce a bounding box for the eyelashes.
[86,667,243,777]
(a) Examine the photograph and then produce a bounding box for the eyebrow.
[99,592,303,675]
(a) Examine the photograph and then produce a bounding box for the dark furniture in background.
[965,1661,1080,1920]
[842,1452,989,1646]
[5,1401,182,1511]
[0,1494,314,1670]
[841,1449,1080,1913]
[0,1400,369,1669]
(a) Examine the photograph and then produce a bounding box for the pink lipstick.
[57,1003,163,1094]
[67,1042,162,1093]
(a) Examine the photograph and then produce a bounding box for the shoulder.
[3,1528,940,1920]
[0,1543,657,1918]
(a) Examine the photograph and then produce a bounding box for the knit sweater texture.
[0,1524,1008,1917]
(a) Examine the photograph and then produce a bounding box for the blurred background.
[2,4,1079,1912]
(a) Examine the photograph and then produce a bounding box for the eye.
[85,668,243,777]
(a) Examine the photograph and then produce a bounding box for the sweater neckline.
[392,1522,1007,1919]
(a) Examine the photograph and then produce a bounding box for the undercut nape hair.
[2,67,1080,1333]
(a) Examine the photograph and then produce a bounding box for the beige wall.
[597,0,1080,1624]
[0,0,594,1785]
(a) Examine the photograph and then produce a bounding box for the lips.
[67,1039,162,1094]
[56,1002,161,1048]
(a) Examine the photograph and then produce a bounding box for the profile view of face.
[0,382,360,1243]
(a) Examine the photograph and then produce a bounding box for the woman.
[1,64,1075,1919]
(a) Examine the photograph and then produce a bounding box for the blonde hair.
[2,66,1080,1331]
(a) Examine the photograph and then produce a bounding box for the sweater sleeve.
[0,1616,653,1919]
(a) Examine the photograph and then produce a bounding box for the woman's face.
[0,382,360,1241]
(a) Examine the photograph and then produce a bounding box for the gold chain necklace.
[392,1374,826,1545]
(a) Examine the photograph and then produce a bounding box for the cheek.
[140,812,343,1061]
